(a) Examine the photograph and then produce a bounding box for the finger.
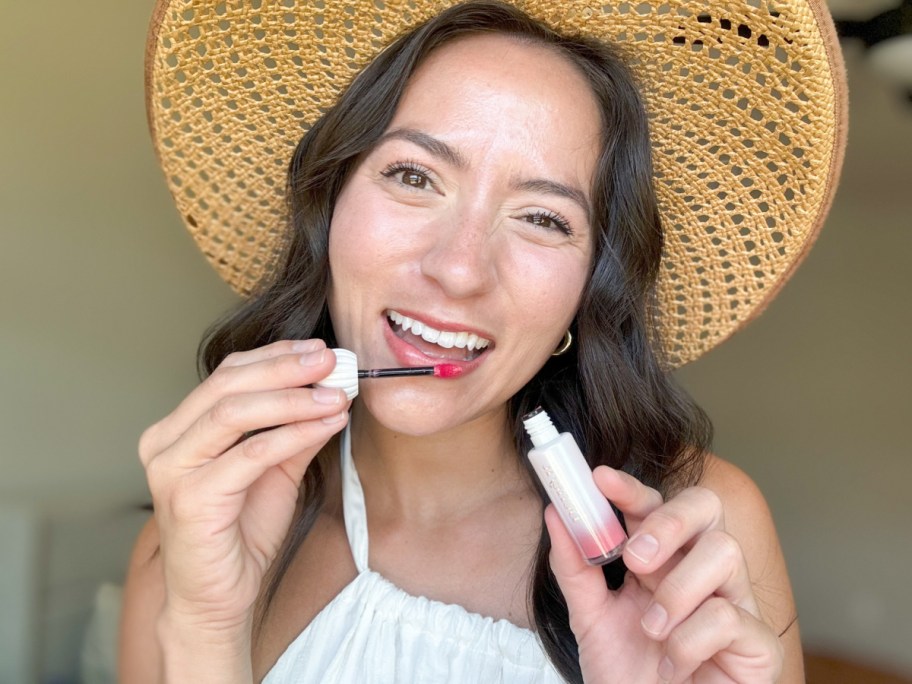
[639,529,759,641]
[660,597,782,684]
[592,466,665,525]
[153,385,348,473]
[203,409,349,497]
[174,347,337,444]
[544,505,615,633]
[622,486,725,579]
[141,346,337,463]
[156,409,349,527]
[217,338,326,368]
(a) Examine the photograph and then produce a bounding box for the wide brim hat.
[145,0,847,367]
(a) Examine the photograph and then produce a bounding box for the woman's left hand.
[545,466,785,683]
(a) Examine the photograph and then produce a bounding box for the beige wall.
[1,2,238,680]
[1,2,909,681]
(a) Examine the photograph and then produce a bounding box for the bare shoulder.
[698,455,778,534]
[698,455,783,579]
[698,454,804,680]
[698,455,790,607]
[118,515,165,684]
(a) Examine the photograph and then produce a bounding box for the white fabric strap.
[340,425,370,573]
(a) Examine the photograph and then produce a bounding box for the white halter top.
[262,426,566,683]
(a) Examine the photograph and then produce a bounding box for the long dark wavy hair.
[199,2,712,681]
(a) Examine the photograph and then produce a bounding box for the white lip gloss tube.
[523,407,627,565]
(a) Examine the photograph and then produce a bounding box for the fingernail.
[321,411,348,425]
[626,534,659,564]
[300,349,326,366]
[641,602,668,636]
[658,656,674,683]
[312,387,341,405]
[292,339,325,353]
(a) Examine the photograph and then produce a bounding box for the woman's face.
[328,33,602,436]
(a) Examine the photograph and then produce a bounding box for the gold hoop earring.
[552,330,573,356]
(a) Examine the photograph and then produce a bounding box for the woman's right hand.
[138,339,349,678]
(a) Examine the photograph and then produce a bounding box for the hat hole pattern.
[620,0,822,360]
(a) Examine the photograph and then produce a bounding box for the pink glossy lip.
[382,310,494,375]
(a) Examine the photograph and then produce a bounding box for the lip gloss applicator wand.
[357,366,462,378]
[315,348,463,399]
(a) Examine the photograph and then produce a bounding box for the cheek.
[327,185,424,344]
[504,248,590,332]
[327,190,374,343]
[328,188,395,293]
[329,186,423,277]
[328,188,370,275]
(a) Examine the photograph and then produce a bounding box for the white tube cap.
[315,348,359,400]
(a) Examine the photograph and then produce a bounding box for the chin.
[355,386,487,438]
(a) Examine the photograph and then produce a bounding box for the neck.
[348,404,533,524]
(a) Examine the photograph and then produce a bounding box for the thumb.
[545,505,616,629]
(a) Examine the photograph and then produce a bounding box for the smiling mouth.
[387,310,492,362]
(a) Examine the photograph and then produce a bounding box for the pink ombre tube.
[523,407,627,565]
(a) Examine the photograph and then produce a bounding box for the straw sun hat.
[145,0,847,367]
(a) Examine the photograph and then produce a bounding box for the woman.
[123,1,845,682]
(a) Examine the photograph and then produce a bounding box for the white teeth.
[386,310,491,351]
[401,316,413,333]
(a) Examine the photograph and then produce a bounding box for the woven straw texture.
[146,0,846,367]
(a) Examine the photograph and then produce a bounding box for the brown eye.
[402,170,428,189]
[525,211,572,235]
[528,214,554,228]
[381,162,435,191]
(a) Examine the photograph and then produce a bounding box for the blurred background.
[1,1,910,682]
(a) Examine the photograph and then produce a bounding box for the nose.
[419,204,498,299]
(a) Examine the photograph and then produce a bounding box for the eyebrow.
[376,128,468,169]
[377,127,592,220]
[513,178,591,223]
